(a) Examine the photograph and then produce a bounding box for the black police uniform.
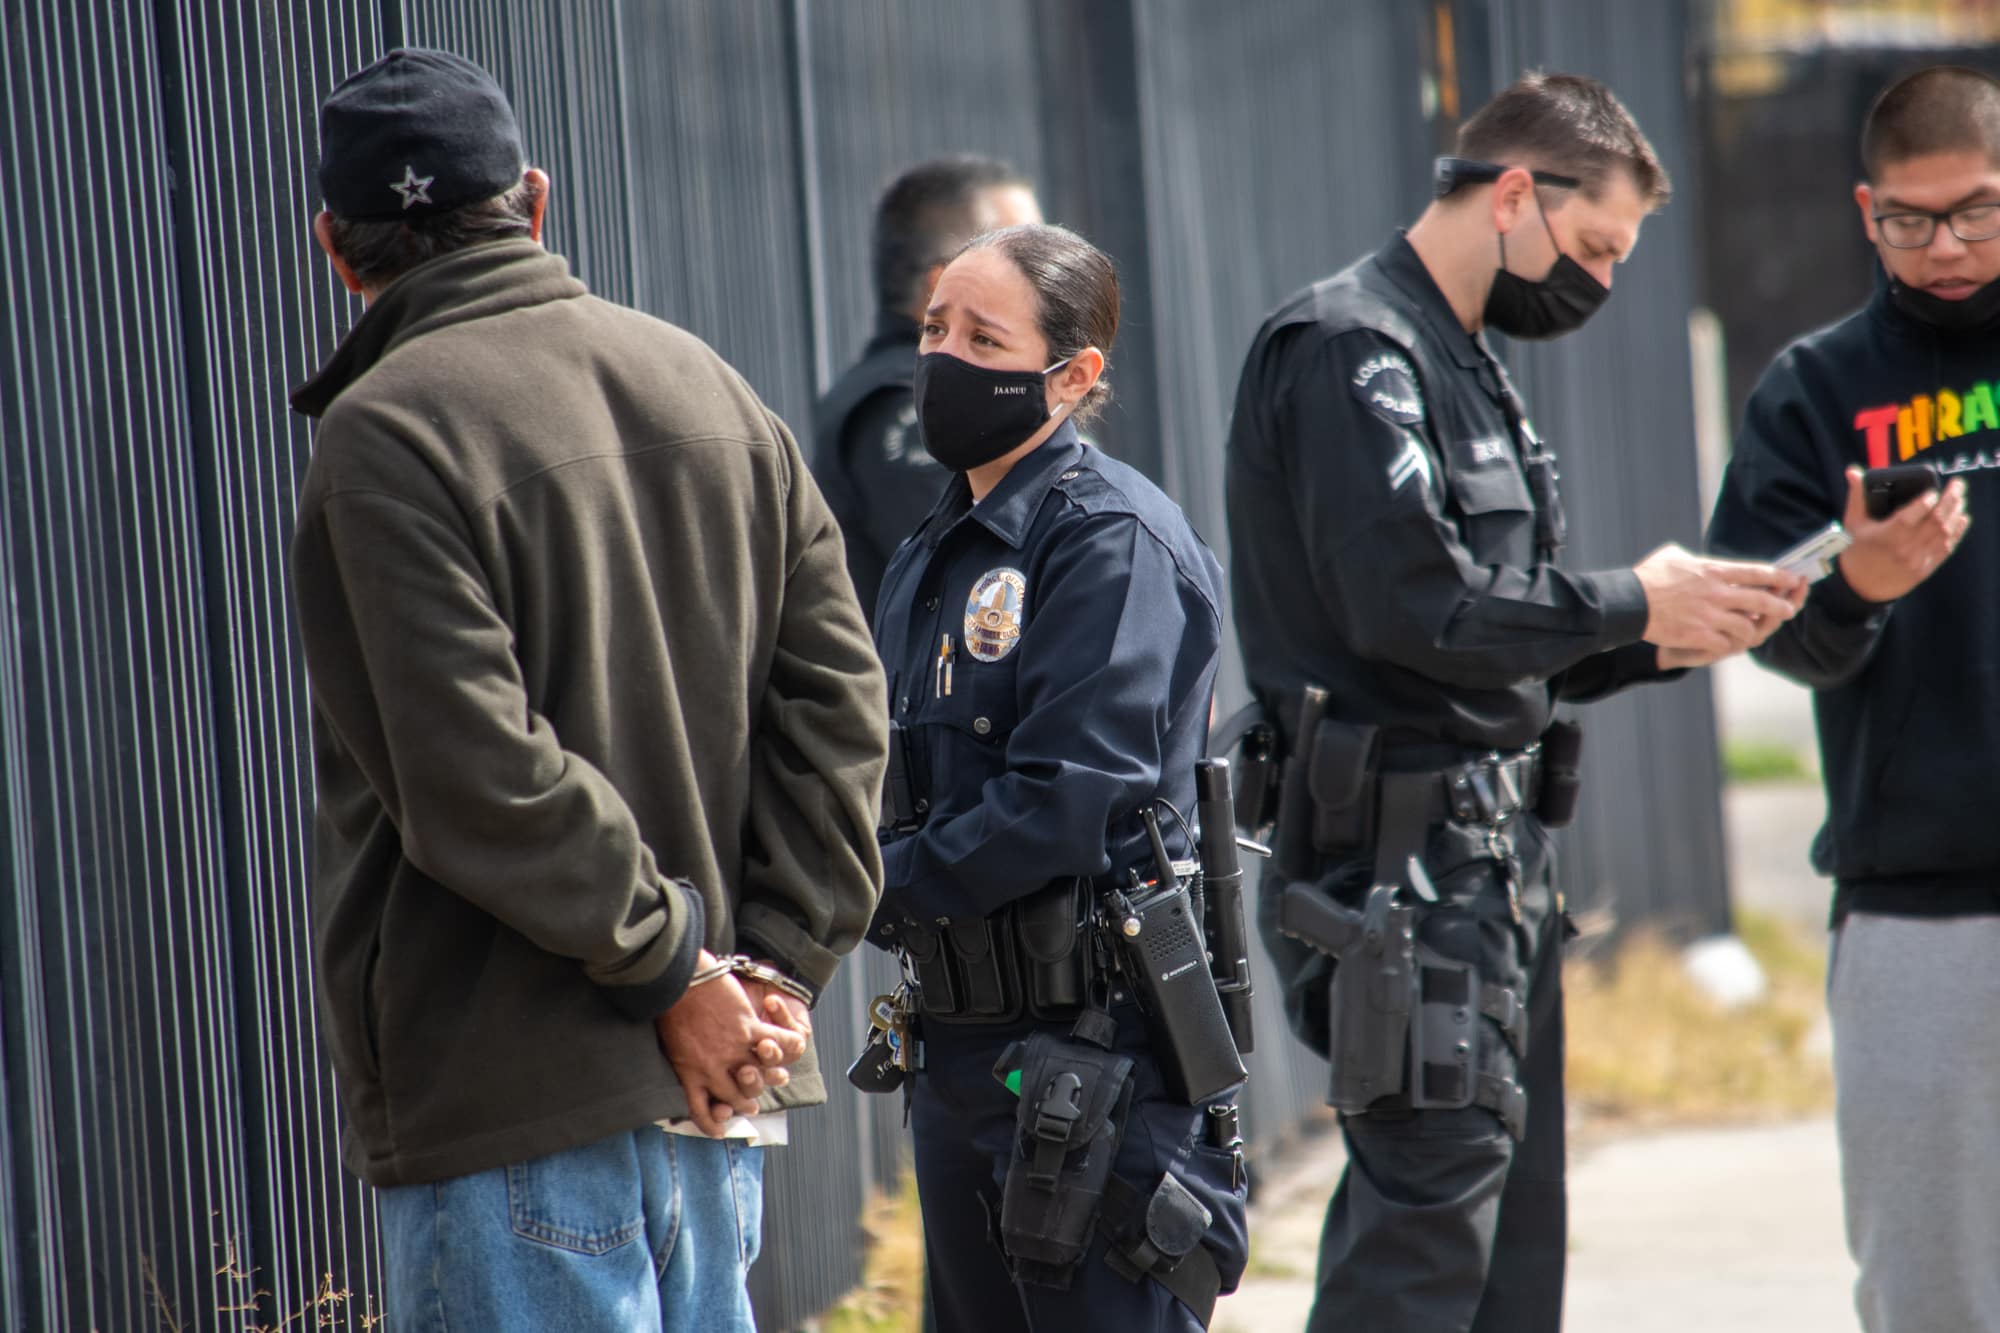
[874,420,1248,1332]
[812,312,949,624]
[1224,235,1677,1333]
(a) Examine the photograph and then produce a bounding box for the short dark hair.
[958,223,1118,424]
[872,155,1033,317]
[1861,66,2000,181]
[1456,72,1670,208]
[324,175,539,290]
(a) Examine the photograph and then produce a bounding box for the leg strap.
[1475,1070,1528,1141]
[1100,1172,1224,1327]
[1479,980,1527,1060]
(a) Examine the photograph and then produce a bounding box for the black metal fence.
[1,2,1711,1329]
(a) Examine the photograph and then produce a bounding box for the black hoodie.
[1708,275,2000,923]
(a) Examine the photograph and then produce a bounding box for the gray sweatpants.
[1831,911,2000,1333]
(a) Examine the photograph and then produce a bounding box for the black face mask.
[1483,194,1609,340]
[914,351,1072,473]
[1889,272,2000,335]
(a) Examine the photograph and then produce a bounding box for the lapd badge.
[964,568,1027,662]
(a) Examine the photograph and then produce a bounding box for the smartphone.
[1774,522,1851,582]
[1863,463,1942,520]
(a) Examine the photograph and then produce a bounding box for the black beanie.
[316,48,525,222]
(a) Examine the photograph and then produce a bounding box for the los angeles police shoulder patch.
[1351,351,1424,426]
[964,568,1027,662]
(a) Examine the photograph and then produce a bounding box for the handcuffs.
[689,952,818,1008]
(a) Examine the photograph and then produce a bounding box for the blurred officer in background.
[813,156,1041,622]
[870,222,1247,1330]
[1707,66,1982,1333]
[1222,73,1806,1333]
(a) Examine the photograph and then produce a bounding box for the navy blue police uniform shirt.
[1224,234,1672,754]
[874,419,1225,927]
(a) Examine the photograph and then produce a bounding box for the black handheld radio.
[1106,808,1247,1104]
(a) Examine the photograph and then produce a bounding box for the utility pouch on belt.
[945,917,1018,1020]
[1307,718,1382,855]
[1535,718,1584,829]
[1272,686,1331,885]
[994,1029,1136,1285]
[1277,881,1414,1113]
[902,918,1022,1022]
[1101,1172,1224,1328]
[1017,878,1090,1019]
[900,920,957,1014]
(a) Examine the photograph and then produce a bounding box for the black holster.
[1277,879,1528,1139]
[993,1028,1137,1286]
[1277,881,1413,1111]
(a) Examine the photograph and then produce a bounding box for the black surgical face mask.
[1483,194,1609,340]
[914,351,1072,473]
[1889,272,2000,335]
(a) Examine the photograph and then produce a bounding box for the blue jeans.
[376,1128,763,1332]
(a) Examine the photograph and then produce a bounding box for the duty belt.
[1432,747,1542,826]
[1372,746,1541,907]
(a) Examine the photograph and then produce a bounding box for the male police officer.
[813,156,1040,622]
[1223,74,1807,1331]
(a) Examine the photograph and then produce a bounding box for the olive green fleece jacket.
[289,240,886,1187]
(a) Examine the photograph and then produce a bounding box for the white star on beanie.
[390,164,434,209]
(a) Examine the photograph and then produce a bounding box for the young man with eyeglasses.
[1706,66,1986,1333]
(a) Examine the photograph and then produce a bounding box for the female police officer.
[869,223,1248,1331]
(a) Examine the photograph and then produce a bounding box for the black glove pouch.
[1016,878,1090,1019]
[993,1031,1137,1284]
[1535,718,1584,829]
[1308,719,1382,854]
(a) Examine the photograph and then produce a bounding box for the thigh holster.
[1408,950,1529,1140]
[1278,880,1529,1140]
[992,1028,1136,1286]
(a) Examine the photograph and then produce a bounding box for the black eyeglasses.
[1871,202,2000,249]
[1432,157,1581,200]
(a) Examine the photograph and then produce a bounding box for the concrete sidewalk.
[1217,1115,1858,1333]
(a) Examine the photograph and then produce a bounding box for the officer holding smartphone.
[1706,67,1987,1333]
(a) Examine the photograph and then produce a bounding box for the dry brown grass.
[1565,910,1833,1127]
[821,1175,928,1333]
